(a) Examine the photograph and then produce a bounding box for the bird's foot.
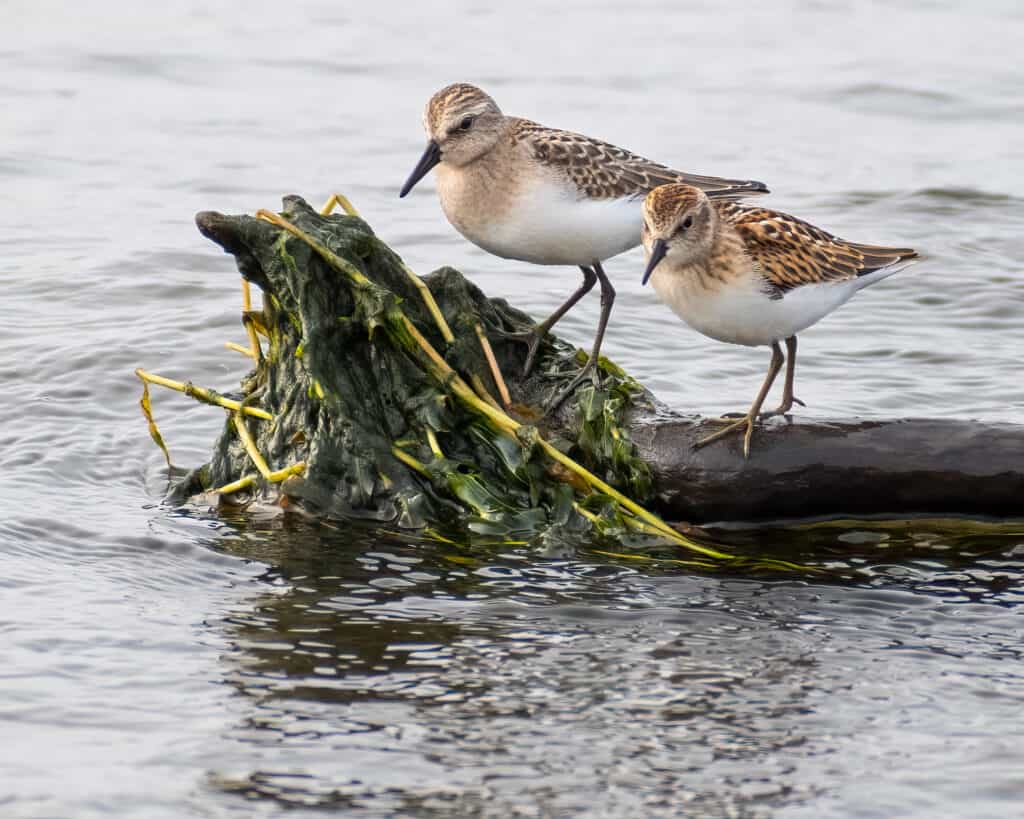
[759,396,806,420]
[522,333,549,378]
[694,411,759,459]
[492,326,534,345]
[703,410,749,424]
[543,356,602,414]
[491,326,548,377]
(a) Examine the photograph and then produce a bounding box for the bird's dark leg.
[695,340,785,458]
[518,265,598,377]
[760,335,805,418]
[545,260,615,412]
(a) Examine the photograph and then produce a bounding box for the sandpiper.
[398,82,768,408]
[640,183,918,457]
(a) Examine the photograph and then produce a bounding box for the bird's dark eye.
[681,215,694,230]
[459,116,474,131]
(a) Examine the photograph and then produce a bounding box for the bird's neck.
[435,138,521,237]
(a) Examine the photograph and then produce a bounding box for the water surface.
[3,2,1023,816]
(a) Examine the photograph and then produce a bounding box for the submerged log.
[178,196,1023,532]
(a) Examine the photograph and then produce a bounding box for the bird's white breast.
[439,167,643,266]
[650,266,871,347]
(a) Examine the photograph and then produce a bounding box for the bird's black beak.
[399,140,442,198]
[641,239,668,285]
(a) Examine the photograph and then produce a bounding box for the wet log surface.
[630,413,1024,522]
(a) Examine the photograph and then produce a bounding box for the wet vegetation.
[138,195,803,571]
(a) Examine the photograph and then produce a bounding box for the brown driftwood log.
[629,413,1024,522]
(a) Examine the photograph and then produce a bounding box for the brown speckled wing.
[512,119,769,201]
[719,203,918,296]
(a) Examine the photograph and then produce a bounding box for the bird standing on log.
[640,183,918,457]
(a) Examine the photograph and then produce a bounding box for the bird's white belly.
[650,269,866,346]
[446,179,643,266]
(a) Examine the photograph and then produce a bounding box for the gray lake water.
[3,2,1024,817]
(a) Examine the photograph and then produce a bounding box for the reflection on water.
[196,520,1024,816]
[3,0,1024,816]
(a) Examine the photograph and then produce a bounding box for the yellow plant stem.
[257,209,373,286]
[391,446,429,477]
[135,369,273,420]
[216,474,257,495]
[402,263,455,344]
[470,374,502,410]
[590,548,716,571]
[254,209,724,559]
[425,428,444,459]
[245,311,270,338]
[232,413,272,479]
[574,503,600,524]
[623,516,678,539]
[320,192,360,217]
[574,501,675,539]
[474,322,511,408]
[271,462,307,482]
[139,380,172,467]
[543,441,727,554]
[243,314,263,361]
[215,461,306,495]
[225,341,255,358]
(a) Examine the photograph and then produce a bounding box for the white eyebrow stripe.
[450,103,492,122]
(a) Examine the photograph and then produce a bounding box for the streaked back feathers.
[719,202,918,292]
[643,183,919,294]
[512,120,768,201]
[419,83,769,201]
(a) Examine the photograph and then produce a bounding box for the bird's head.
[399,83,504,197]
[640,184,716,284]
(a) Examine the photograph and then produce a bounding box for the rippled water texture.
[3,2,1024,817]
